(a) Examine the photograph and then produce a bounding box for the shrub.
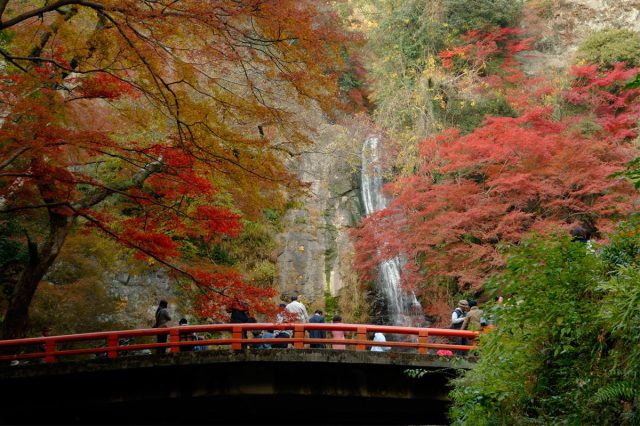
[445,0,524,34]
[577,28,640,68]
[450,217,640,424]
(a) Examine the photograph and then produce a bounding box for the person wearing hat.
[451,300,469,330]
[451,300,470,355]
[462,299,484,331]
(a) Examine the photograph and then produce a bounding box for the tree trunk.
[1,211,72,340]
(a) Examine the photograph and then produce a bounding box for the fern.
[593,381,637,404]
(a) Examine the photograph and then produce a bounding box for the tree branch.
[0,147,30,170]
[0,202,70,214]
[0,0,9,21]
[74,159,163,209]
[73,207,227,298]
[0,0,106,30]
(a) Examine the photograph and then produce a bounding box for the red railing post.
[418,329,429,354]
[44,339,57,363]
[107,334,118,359]
[356,327,367,351]
[231,326,242,350]
[169,328,180,353]
[294,325,304,349]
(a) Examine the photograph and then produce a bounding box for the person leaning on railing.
[461,300,484,332]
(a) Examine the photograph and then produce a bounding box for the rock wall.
[520,0,640,75]
[107,266,173,327]
[276,121,367,310]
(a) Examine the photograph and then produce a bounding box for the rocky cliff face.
[276,121,367,311]
[521,0,640,74]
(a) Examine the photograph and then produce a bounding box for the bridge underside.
[0,350,467,425]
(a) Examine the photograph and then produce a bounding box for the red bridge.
[0,323,479,425]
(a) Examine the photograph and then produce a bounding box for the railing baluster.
[169,328,180,353]
[418,329,429,354]
[231,326,242,350]
[107,334,118,359]
[356,327,367,351]
[44,339,57,363]
[294,325,304,349]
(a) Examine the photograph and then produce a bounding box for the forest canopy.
[0,0,352,338]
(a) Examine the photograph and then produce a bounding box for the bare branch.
[0,147,29,170]
[75,159,163,209]
[0,202,70,214]
[0,0,106,30]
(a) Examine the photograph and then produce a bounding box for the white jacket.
[285,300,308,323]
[371,332,390,352]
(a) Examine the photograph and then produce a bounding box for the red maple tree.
[354,29,640,323]
[0,0,353,338]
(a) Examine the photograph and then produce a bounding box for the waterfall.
[361,136,423,326]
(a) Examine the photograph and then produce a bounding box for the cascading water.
[361,136,423,326]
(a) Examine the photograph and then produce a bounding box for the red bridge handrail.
[0,323,480,364]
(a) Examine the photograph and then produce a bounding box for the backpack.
[480,316,488,327]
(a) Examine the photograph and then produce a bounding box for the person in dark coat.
[227,299,250,349]
[308,310,326,348]
[228,299,250,324]
[153,299,171,355]
[178,318,197,352]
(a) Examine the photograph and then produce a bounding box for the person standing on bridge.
[330,315,346,349]
[308,309,326,348]
[273,303,292,348]
[285,295,308,323]
[152,299,171,355]
[227,299,250,349]
[461,299,484,332]
[450,299,469,355]
[370,332,391,352]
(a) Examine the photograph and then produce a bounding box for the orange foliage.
[0,0,353,335]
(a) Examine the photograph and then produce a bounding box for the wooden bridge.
[0,323,479,425]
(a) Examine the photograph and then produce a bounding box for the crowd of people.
[148,294,496,354]
[151,295,394,353]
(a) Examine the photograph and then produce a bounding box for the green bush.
[577,28,640,68]
[451,236,600,424]
[450,218,640,424]
[250,260,276,287]
[437,94,517,134]
[445,0,524,34]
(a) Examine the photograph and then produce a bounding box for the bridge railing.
[0,323,480,364]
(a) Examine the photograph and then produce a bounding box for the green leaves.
[450,219,640,424]
[625,72,640,89]
[610,156,640,189]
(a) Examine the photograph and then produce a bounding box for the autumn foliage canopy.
[354,29,640,321]
[0,0,352,337]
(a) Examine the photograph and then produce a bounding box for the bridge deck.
[0,349,473,425]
